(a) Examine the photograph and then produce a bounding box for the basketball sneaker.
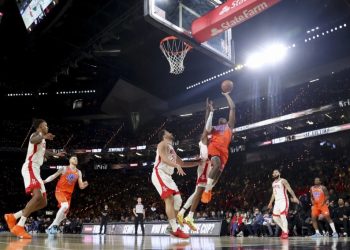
[4,214,17,230]
[201,190,212,203]
[11,225,32,239]
[177,213,184,227]
[184,217,197,231]
[280,232,288,239]
[171,228,190,239]
[332,232,339,238]
[311,232,322,238]
[164,225,172,235]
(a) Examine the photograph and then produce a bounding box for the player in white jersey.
[267,169,299,239]
[177,99,213,231]
[151,129,198,239]
[4,119,62,239]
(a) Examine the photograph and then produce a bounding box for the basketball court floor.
[0,233,349,249]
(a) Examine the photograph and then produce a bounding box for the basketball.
[221,80,234,93]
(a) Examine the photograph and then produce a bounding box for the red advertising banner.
[191,0,281,43]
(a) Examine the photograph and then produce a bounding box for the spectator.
[333,198,350,236]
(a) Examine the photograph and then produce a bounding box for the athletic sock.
[188,211,194,219]
[280,215,289,233]
[179,208,186,216]
[17,216,27,227]
[14,211,23,220]
[315,229,320,234]
[169,218,178,232]
[205,178,214,192]
[329,222,337,233]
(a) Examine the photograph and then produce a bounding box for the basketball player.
[151,129,198,239]
[177,99,213,231]
[310,177,338,238]
[44,156,88,234]
[201,92,235,203]
[4,119,61,239]
[267,169,299,239]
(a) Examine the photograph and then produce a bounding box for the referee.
[133,197,145,235]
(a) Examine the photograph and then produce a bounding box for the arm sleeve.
[205,111,214,132]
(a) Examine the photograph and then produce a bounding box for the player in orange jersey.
[43,156,88,234]
[310,177,338,238]
[201,92,235,203]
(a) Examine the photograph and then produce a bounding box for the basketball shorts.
[273,199,289,216]
[208,143,229,170]
[196,161,211,188]
[311,204,330,217]
[152,168,179,199]
[55,191,72,211]
[21,161,46,197]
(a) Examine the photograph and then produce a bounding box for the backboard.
[144,0,234,66]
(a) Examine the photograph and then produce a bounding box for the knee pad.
[61,202,69,211]
[173,194,182,211]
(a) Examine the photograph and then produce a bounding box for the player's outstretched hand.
[176,165,186,176]
[44,133,55,140]
[222,91,231,96]
[83,181,89,188]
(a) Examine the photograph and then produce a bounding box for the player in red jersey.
[4,119,62,239]
[44,156,88,234]
[201,92,235,203]
[177,99,213,231]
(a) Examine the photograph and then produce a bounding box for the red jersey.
[56,166,80,194]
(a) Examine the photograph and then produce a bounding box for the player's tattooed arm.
[282,179,299,204]
[322,186,330,206]
[78,170,88,189]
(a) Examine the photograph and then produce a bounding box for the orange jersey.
[210,124,232,150]
[310,185,326,205]
[56,166,80,194]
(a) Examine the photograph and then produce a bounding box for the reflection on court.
[0,233,349,249]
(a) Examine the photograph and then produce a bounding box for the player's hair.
[158,129,167,141]
[33,119,46,129]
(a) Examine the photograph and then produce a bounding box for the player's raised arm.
[205,101,214,134]
[222,92,236,128]
[78,170,88,189]
[282,179,299,204]
[44,167,64,184]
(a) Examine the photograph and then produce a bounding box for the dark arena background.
[1,0,350,249]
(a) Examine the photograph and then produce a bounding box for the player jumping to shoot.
[201,92,235,203]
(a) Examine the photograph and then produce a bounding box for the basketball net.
[160,36,192,75]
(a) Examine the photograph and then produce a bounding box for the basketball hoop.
[160,36,192,75]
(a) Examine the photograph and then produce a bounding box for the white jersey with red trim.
[272,179,288,201]
[24,134,46,166]
[154,143,177,175]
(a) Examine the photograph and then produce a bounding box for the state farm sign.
[191,0,281,43]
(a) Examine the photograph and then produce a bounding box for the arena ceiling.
[0,0,350,118]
